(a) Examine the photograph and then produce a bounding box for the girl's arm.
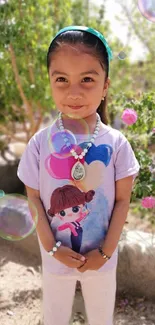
[101,175,134,257]
[26,185,56,252]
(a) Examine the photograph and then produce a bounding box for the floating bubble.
[0,190,5,198]
[60,114,90,135]
[50,129,77,158]
[118,51,127,60]
[0,194,38,241]
[48,115,90,158]
[138,0,155,23]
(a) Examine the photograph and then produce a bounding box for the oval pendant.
[71,161,85,181]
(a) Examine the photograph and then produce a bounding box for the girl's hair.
[47,30,110,124]
[47,184,95,217]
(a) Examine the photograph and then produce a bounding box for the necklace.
[58,112,101,181]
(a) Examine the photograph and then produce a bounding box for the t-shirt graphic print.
[45,136,114,256]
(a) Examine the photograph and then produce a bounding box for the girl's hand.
[77,249,107,273]
[53,246,86,268]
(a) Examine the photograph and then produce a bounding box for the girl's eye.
[72,206,80,213]
[55,77,94,83]
[59,210,66,217]
[82,77,94,82]
[56,77,67,82]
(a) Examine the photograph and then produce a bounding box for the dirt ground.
[0,206,155,325]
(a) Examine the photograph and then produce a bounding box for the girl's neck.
[56,112,102,135]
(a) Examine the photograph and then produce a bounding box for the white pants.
[41,264,117,325]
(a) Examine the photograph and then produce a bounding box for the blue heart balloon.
[80,143,113,166]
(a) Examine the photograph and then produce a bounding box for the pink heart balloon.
[45,151,85,180]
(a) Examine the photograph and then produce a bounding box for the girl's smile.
[68,105,84,110]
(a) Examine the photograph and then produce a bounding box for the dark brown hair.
[47,184,95,216]
[46,30,110,124]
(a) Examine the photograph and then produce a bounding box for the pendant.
[71,161,85,181]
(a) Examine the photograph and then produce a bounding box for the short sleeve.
[17,134,40,190]
[114,138,140,182]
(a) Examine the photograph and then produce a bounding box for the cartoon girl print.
[47,185,95,253]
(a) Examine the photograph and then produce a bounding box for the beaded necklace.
[58,112,101,181]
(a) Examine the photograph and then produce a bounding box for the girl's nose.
[67,86,83,100]
[67,94,82,100]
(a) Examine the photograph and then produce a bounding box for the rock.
[7,310,14,316]
[0,160,25,194]
[9,142,27,159]
[117,230,155,299]
[0,140,27,195]
[27,267,35,275]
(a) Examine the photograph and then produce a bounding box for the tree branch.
[8,44,35,131]
[117,1,154,56]
[0,125,27,143]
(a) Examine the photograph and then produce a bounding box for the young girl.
[17,26,140,325]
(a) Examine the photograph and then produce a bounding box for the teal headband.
[51,25,113,64]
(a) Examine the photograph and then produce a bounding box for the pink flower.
[152,128,155,133]
[141,196,155,209]
[121,109,138,125]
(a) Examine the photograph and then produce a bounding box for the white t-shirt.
[17,119,140,275]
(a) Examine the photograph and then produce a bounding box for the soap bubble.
[48,115,90,158]
[138,0,155,23]
[118,51,127,60]
[0,190,5,198]
[0,194,38,241]
[48,128,77,158]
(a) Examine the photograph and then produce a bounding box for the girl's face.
[49,44,110,120]
[55,204,88,222]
